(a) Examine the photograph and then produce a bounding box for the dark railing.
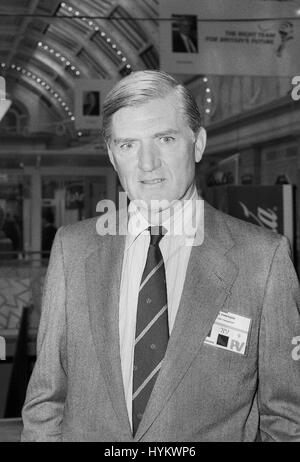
[0,254,48,422]
[0,251,51,266]
[4,306,30,418]
[0,253,48,348]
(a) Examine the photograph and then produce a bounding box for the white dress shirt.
[119,186,203,427]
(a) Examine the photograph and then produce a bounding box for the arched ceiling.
[0,0,159,138]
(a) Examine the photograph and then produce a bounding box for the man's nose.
[138,142,161,172]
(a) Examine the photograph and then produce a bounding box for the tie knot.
[149,226,166,246]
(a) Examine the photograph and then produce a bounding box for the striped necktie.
[132,226,169,435]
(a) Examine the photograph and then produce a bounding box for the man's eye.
[160,136,175,144]
[119,142,133,150]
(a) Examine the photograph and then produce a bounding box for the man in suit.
[172,15,198,53]
[21,70,300,442]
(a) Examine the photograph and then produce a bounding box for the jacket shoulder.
[205,202,284,251]
[58,217,98,242]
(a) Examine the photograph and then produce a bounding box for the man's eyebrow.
[113,137,137,145]
[112,129,179,144]
[153,129,179,137]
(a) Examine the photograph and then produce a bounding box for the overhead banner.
[159,0,300,76]
[75,79,113,130]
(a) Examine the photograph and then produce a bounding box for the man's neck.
[137,183,197,226]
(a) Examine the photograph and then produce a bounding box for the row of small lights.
[37,41,81,76]
[59,2,210,110]
[0,62,75,122]
[203,76,212,115]
[60,2,132,71]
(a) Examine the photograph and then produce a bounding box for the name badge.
[204,311,252,355]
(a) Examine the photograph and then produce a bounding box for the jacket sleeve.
[258,235,300,441]
[21,227,67,442]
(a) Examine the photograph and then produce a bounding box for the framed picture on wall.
[75,79,114,130]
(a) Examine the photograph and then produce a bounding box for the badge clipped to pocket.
[204,311,252,355]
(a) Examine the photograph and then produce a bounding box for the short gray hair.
[102,70,202,142]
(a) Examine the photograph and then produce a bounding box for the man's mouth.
[140,178,165,185]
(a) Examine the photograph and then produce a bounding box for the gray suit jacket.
[21,202,300,441]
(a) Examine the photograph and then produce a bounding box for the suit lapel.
[85,221,132,439]
[134,203,238,441]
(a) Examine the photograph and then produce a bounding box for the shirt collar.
[126,202,150,250]
[125,185,200,251]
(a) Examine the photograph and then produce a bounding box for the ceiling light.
[0,76,12,121]
[0,98,12,121]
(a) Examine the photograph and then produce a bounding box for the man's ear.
[194,127,207,163]
[107,143,117,170]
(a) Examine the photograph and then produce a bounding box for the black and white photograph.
[0,0,299,446]
[82,90,100,116]
[171,14,198,53]
[74,78,112,130]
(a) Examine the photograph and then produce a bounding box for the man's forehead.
[111,93,183,123]
[110,101,187,138]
